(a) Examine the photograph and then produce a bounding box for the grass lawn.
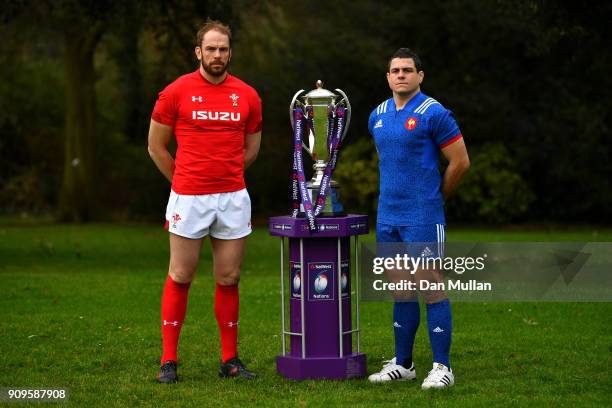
[0,220,610,407]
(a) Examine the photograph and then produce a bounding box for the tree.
[59,16,105,221]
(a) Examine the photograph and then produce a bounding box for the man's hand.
[244,132,261,169]
[440,137,470,199]
[147,119,175,183]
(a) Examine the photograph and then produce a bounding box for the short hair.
[388,48,423,72]
[196,20,232,47]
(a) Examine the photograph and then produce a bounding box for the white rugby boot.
[368,357,416,383]
[421,362,454,389]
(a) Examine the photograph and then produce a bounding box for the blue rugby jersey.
[368,92,462,226]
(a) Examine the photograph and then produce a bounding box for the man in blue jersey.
[367,48,470,389]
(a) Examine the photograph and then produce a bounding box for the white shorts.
[165,188,252,240]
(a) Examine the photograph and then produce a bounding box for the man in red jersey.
[147,20,262,383]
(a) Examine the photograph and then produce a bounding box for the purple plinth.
[269,215,369,380]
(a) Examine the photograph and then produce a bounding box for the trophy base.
[296,211,347,218]
[277,353,367,380]
[299,184,345,216]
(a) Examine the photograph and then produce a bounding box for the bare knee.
[421,290,448,304]
[392,290,418,302]
[215,268,240,286]
[168,234,202,284]
[169,266,196,284]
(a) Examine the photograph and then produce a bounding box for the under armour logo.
[163,320,179,326]
[229,93,239,106]
[192,96,203,102]
[227,321,239,328]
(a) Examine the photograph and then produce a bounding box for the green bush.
[0,168,50,215]
[335,139,534,224]
[447,142,535,223]
[334,137,379,214]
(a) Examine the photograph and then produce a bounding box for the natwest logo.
[192,111,241,121]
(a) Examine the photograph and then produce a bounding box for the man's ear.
[195,46,202,61]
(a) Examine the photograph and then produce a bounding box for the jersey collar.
[196,69,231,86]
[390,91,424,112]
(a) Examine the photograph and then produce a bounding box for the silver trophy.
[290,80,351,216]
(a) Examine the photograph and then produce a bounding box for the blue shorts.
[376,223,445,258]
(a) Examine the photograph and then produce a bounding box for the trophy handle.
[335,88,351,142]
[289,89,313,155]
[289,89,306,131]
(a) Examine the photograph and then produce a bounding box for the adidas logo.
[374,119,383,129]
[433,326,444,333]
[393,322,402,328]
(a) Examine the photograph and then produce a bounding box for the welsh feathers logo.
[171,213,181,228]
[405,117,417,131]
[314,272,328,293]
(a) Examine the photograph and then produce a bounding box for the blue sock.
[393,300,420,368]
[426,299,452,368]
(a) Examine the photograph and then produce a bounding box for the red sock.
[215,283,239,363]
[161,275,191,364]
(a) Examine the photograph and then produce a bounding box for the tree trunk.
[119,19,146,144]
[58,30,99,222]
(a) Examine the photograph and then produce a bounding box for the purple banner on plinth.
[288,237,352,357]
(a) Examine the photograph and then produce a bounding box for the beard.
[201,58,229,77]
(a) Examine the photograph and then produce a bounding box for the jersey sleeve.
[245,89,263,135]
[151,83,179,127]
[367,109,377,135]
[429,107,462,148]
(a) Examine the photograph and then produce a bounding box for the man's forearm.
[244,149,258,169]
[441,159,469,199]
[243,132,261,170]
[148,148,175,183]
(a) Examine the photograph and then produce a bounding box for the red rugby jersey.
[152,70,262,195]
